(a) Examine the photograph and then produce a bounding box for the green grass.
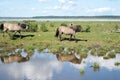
[80,68,85,76]
[0,21,120,57]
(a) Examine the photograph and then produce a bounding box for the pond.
[0,49,120,80]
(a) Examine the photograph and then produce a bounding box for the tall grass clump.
[80,68,85,76]
[60,23,67,26]
[28,23,38,32]
[40,23,48,32]
[115,25,119,31]
[23,20,38,32]
[93,62,100,72]
[85,25,91,32]
[114,62,120,66]
[50,23,55,27]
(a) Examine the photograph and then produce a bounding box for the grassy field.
[0,21,120,57]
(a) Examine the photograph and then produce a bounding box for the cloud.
[38,0,50,2]
[87,7,112,13]
[58,0,76,4]
[31,7,36,10]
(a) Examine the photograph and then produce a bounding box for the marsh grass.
[80,68,85,76]
[114,62,120,66]
[103,55,109,59]
[108,52,116,58]
[92,62,100,72]
[0,21,120,56]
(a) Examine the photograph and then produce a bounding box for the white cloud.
[59,0,76,4]
[87,7,112,13]
[31,7,36,10]
[38,0,50,2]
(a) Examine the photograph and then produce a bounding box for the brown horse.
[55,24,82,41]
[1,22,29,38]
[56,53,82,64]
[1,55,29,63]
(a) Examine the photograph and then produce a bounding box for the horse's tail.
[55,28,59,37]
[0,23,4,30]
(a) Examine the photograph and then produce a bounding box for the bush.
[115,25,119,31]
[23,21,38,32]
[60,23,67,26]
[50,23,55,27]
[85,25,91,32]
[28,23,38,32]
[40,23,48,32]
[108,52,116,58]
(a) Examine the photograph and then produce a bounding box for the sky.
[0,0,120,17]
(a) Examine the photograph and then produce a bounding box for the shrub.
[115,25,119,31]
[40,23,48,32]
[60,23,67,26]
[85,25,91,32]
[50,23,54,27]
[28,23,38,32]
[108,52,116,58]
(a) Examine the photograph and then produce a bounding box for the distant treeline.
[33,16,120,19]
[0,16,120,19]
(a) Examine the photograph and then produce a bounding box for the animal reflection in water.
[55,24,82,41]
[0,22,29,38]
[1,54,29,63]
[56,53,85,64]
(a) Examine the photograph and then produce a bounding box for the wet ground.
[0,49,120,80]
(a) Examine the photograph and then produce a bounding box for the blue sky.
[0,0,120,17]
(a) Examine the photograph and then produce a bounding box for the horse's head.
[70,24,82,32]
[18,23,29,31]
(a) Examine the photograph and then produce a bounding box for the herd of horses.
[0,22,82,41]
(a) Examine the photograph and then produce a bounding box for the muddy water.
[0,49,120,80]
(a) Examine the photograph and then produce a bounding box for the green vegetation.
[60,23,68,26]
[0,21,120,56]
[80,68,85,76]
[92,62,100,72]
[103,55,109,59]
[108,52,116,58]
[40,23,48,32]
[114,62,120,66]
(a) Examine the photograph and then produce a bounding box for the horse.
[1,22,29,38]
[55,24,82,41]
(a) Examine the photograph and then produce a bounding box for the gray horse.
[55,24,82,41]
[1,22,29,38]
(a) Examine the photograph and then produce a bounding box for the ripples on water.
[0,49,120,80]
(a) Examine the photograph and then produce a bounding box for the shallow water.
[0,18,120,22]
[0,49,120,80]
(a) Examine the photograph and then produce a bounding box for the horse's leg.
[2,29,7,37]
[69,34,72,41]
[18,31,22,39]
[2,31,5,37]
[14,31,17,36]
[59,34,62,41]
[73,34,77,42]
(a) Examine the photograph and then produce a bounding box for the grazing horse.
[1,55,29,63]
[1,22,29,38]
[55,24,82,41]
